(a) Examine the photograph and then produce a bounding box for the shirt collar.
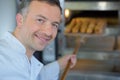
[3,32,26,54]
[4,32,43,65]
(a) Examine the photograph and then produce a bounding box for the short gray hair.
[18,0,62,17]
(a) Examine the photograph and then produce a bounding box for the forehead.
[28,1,61,22]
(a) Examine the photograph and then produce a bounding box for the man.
[0,0,76,80]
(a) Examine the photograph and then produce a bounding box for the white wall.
[0,0,17,36]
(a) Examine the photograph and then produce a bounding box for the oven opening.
[65,10,119,26]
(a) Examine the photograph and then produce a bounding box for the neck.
[13,29,35,60]
[26,47,35,60]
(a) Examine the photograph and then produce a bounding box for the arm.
[38,54,76,80]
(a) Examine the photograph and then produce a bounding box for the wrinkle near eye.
[52,23,59,29]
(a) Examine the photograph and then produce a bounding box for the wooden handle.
[60,38,80,80]
[60,59,71,80]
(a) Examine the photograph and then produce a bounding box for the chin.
[36,46,46,51]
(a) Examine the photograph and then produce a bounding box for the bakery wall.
[0,0,18,36]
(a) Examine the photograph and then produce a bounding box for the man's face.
[18,1,61,51]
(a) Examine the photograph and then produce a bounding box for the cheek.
[24,19,39,32]
[22,27,31,39]
[26,23,39,33]
[21,24,37,40]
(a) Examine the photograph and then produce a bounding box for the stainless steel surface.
[65,1,120,10]
[105,26,120,36]
[62,50,120,80]
[65,36,116,52]
[63,49,120,60]
[65,71,120,80]
[63,50,120,73]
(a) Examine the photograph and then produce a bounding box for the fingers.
[57,54,77,71]
[69,54,77,68]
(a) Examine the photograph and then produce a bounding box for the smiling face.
[14,1,61,53]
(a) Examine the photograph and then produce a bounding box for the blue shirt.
[0,32,60,80]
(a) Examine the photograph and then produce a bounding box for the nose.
[42,22,53,36]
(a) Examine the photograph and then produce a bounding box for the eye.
[37,18,44,24]
[52,23,59,29]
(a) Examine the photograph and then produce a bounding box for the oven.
[59,0,120,80]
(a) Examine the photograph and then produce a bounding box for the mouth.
[34,33,51,44]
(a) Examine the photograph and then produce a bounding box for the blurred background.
[0,0,120,80]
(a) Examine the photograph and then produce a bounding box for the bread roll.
[72,22,81,33]
[86,20,96,34]
[80,21,88,33]
[94,20,106,34]
[64,18,76,33]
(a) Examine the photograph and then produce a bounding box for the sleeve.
[38,61,60,80]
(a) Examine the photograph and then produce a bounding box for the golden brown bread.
[64,17,107,34]
[80,21,88,33]
[65,18,76,33]
[86,20,96,34]
[94,19,106,34]
[72,22,81,33]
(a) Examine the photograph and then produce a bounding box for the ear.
[16,13,24,27]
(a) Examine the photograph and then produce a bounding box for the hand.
[57,54,77,71]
